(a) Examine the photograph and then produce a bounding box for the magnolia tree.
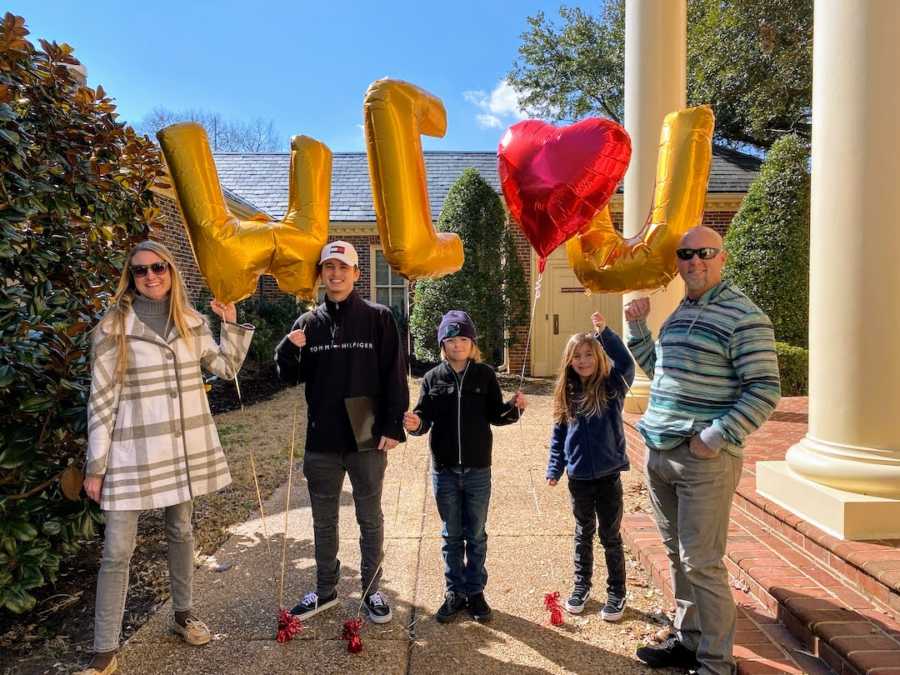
[0,14,165,613]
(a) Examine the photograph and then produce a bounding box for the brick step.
[732,482,900,617]
[726,499,900,674]
[624,513,826,674]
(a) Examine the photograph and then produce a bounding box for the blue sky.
[9,0,566,152]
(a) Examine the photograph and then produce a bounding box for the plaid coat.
[86,308,254,511]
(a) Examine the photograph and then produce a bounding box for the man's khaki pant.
[646,442,743,675]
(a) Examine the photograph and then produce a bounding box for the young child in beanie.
[404,310,527,623]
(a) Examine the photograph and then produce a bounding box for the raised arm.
[199,318,254,380]
[275,316,307,384]
[624,297,656,379]
[598,326,636,395]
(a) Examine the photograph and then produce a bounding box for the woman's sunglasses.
[131,262,170,278]
[675,247,720,261]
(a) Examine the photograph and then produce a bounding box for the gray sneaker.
[600,595,626,622]
[565,586,589,614]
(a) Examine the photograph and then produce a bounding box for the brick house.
[151,147,760,375]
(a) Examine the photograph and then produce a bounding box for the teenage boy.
[275,240,408,624]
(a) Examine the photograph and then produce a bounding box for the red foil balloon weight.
[342,618,363,653]
[544,592,564,626]
[498,118,631,272]
[276,609,302,643]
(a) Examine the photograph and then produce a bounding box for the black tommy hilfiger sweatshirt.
[275,291,408,453]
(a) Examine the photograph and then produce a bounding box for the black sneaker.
[363,591,393,624]
[466,592,492,622]
[290,590,338,620]
[600,594,626,622]
[565,586,589,614]
[435,591,467,623]
[636,637,700,669]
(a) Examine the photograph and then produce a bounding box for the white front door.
[530,247,624,377]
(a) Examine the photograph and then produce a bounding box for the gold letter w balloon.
[158,79,463,303]
[158,125,331,302]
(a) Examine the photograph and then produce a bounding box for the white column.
[757,0,900,539]
[787,0,900,497]
[623,0,687,412]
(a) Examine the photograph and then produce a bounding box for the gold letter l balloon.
[363,79,464,279]
[157,123,331,302]
[566,105,714,293]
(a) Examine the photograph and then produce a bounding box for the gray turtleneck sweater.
[133,295,172,338]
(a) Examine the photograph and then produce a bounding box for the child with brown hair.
[546,312,635,622]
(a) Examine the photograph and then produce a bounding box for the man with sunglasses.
[625,226,780,675]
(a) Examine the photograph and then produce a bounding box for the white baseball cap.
[319,240,359,267]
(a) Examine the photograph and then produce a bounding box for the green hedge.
[0,15,164,614]
[410,169,508,364]
[776,341,808,396]
[723,134,810,347]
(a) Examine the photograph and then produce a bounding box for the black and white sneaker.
[363,591,393,624]
[290,591,339,620]
[565,586,589,614]
[600,595,626,622]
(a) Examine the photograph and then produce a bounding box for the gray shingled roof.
[212,147,760,221]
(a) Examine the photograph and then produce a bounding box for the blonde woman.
[77,241,253,675]
[545,312,635,622]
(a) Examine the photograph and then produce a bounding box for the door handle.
[553,314,559,335]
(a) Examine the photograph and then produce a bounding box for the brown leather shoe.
[170,614,211,646]
[74,653,118,675]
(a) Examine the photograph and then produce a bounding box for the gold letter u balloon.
[158,124,331,302]
[566,105,715,293]
[363,79,464,279]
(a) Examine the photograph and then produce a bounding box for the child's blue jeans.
[431,465,491,596]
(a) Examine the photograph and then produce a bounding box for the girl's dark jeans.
[567,472,626,597]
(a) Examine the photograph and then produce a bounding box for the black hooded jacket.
[410,360,520,469]
[275,291,408,453]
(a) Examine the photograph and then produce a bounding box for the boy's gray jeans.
[303,449,387,597]
[645,442,743,675]
[94,501,194,652]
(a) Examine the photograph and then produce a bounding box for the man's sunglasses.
[131,262,170,277]
[676,247,721,261]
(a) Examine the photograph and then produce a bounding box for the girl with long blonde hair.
[78,241,254,675]
[546,312,635,623]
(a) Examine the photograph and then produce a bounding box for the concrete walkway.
[118,383,669,674]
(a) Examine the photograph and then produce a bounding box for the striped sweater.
[627,280,781,458]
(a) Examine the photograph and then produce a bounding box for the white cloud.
[476,113,502,129]
[465,79,528,129]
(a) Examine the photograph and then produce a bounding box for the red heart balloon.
[498,118,631,271]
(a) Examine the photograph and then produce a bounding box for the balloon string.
[278,403,298,610]
[517,272,541,390]
[356,315,413,619]
[516,273,542,516]
[234,374,280,608]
